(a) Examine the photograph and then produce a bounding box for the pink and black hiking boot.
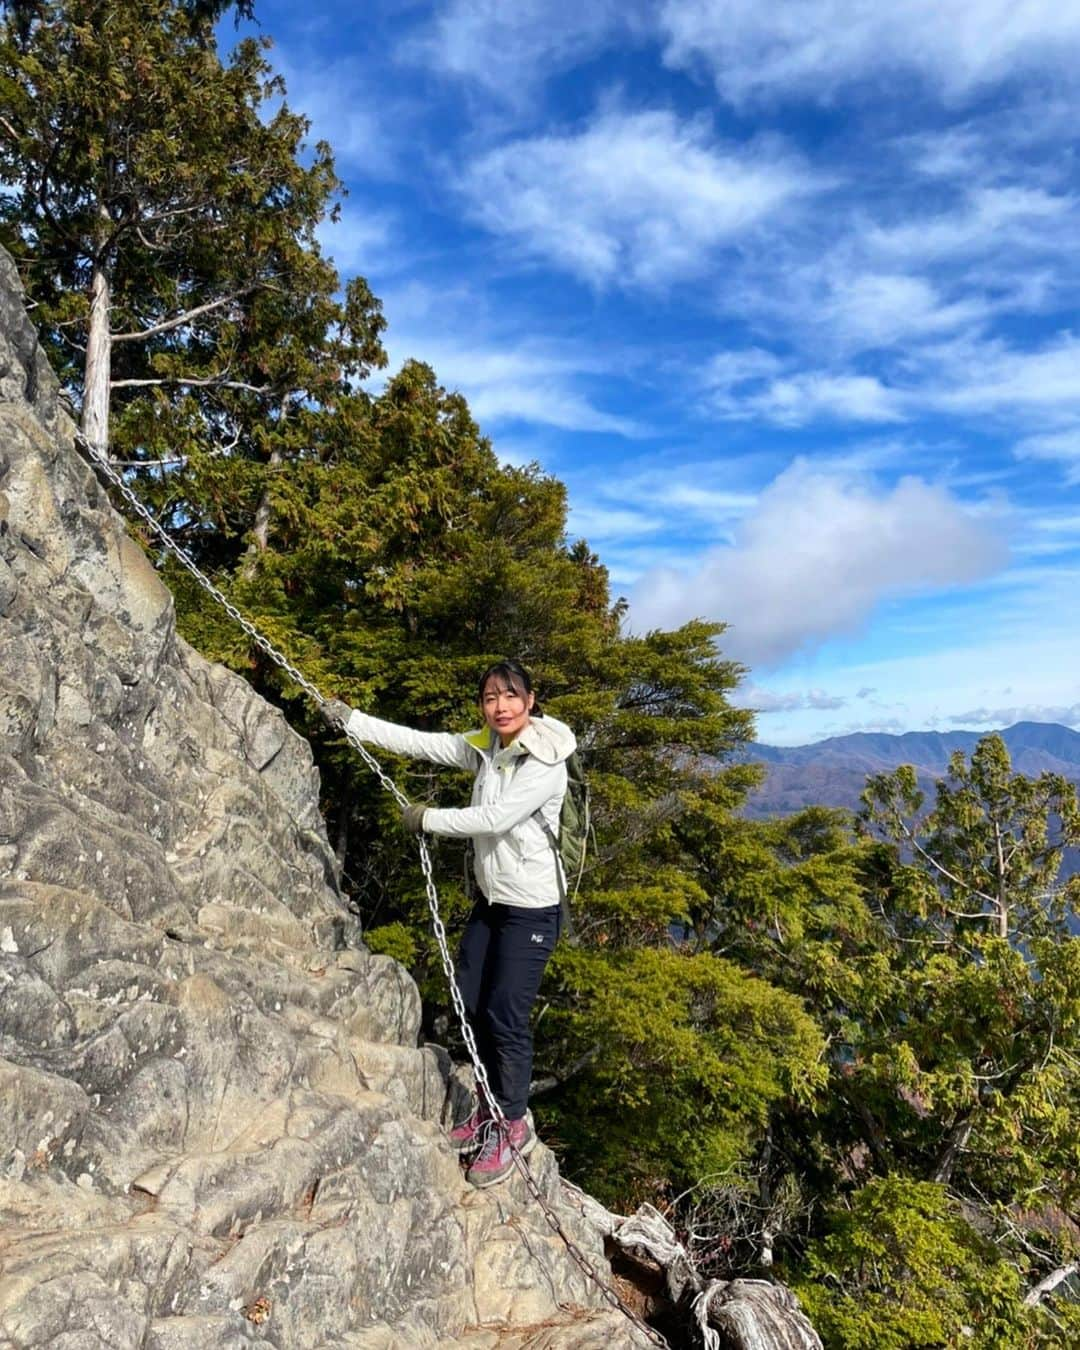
[465,1112,537,1188]
[447,1102,490,1154]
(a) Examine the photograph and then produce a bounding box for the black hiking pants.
[456,896,561,1120]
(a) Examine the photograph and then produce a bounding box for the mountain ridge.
[746,721,1080,818]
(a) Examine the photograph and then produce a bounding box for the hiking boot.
[465,1113,537,1188]
[447,1103,491,1154]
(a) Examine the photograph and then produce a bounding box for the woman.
[322,660,575,1187]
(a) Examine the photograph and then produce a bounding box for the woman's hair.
[476,659,543,715]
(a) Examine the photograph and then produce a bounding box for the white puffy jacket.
[344,709,577,910]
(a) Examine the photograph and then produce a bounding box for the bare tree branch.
[135,224,170,253]
[110,376,270,394]
[529,1044,601,1097]
[111,287,258,343]
[886,804,999,910]
[1023,1264,1078,1307]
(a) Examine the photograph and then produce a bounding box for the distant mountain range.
[745,721,1080,819]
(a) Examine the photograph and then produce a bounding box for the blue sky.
[235,0,1080,745]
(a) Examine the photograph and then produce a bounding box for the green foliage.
[541,944,825,1205]
[752,740,1080,1338]
[795,1178,1031,1349]
[361,922,417,969]
[863,733,1080,943]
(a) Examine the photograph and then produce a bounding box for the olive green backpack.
[530,749,590,942]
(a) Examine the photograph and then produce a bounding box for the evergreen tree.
[0,0,384,465]
[710,737,1080,1342]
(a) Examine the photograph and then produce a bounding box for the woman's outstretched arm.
[342,708,477,770]
[425,755,567,836]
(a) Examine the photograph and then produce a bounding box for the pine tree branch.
[139,198,215,228]
[135,225,171,253]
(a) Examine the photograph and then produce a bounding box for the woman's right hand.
[321,698,352,730]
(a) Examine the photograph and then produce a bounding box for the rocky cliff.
[0,251,649,1350]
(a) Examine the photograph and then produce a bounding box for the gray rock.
[0,247,640,1349]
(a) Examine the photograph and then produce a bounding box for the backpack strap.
[531,806,575,941]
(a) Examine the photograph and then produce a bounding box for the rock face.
[0,251,651,1349]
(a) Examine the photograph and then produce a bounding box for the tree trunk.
[933,1113,973,1185]
[82,245,112,456]
[250,443,283,554]
[564,1186,824,1350]
[994,820,1009,938]
[242,398,286,578]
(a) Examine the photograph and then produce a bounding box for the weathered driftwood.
[1023,1263,1080,1307]
[695,1280,823,1350]
[564,1186,823,1350]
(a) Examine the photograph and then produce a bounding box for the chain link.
[79,436,670,1349]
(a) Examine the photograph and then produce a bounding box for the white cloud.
[465,381,639,436]
[566,503,667,541]
[736,684,847,713]
[583,463,758,523]
[460,109,823,286]
[812,272,989,347]
[703,331,1080,434]
[628,463,1008,665]
[704,348,784,390]
[272,53,405,178]
[928,333,1080,417]
[709,182,1077,364]
[865,187,1074,266]
[660,0,1080,106]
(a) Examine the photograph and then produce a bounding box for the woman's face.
[480,677,534,744]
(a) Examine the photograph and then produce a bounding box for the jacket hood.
[518,713,576,765]
[463,713,576,765]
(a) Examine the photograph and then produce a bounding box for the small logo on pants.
[530,933,544,944]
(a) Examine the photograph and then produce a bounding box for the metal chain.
[78,437,669,1350]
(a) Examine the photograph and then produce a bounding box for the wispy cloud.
[1015,427,1080,483]
[565,459,759,581]
[460,108,825,286]
[378,282,641,436]
[271,51,411,179]
[865,186,1074,265]
[704,331,1080,435]
[659,0,1080,106]
[629,462,1008,665]
[948,702,1080,727]
[316,208,397,276]
[707,368,904,426]
[401,0,644,104]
